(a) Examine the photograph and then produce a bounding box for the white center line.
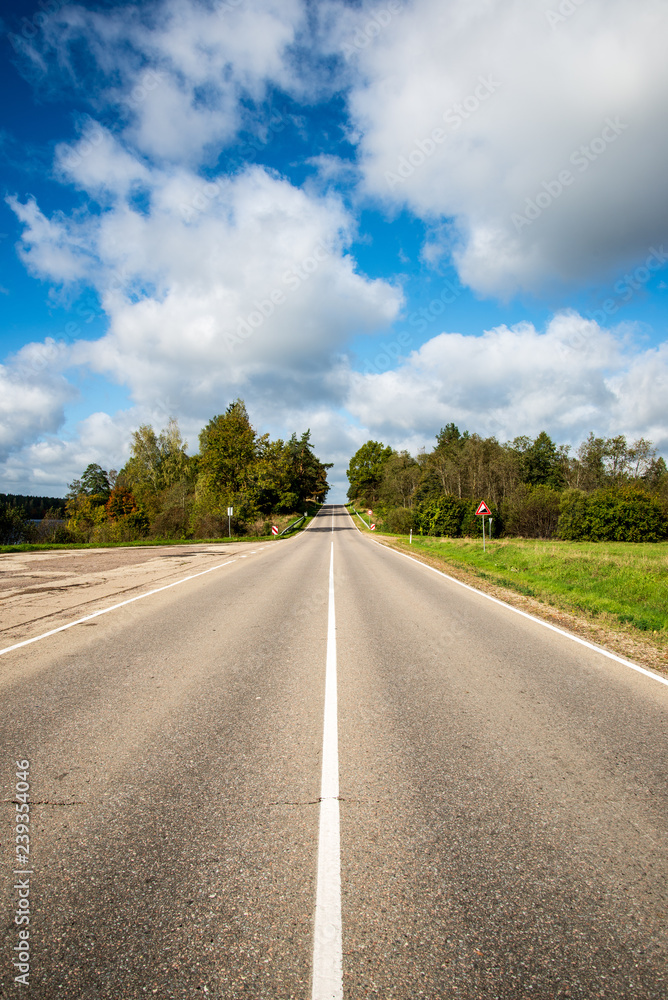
[312,540,343,1000]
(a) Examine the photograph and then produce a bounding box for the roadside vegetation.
[347,426,668,662]
[0,399,329,547]
[388,536,668,633]
[347,426,668,542]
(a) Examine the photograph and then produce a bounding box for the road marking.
[312,541,343,1000]
[0,560,236,657]
[347,511,668,690]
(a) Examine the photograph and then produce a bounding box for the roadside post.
[227,506,233,538]
[475,500,492,552]
[410,528,413,545]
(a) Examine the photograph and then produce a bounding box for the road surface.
[1,505,666,998]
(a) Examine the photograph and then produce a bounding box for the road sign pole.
[482,514,485,553]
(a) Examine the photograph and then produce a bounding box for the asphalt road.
[1,505,666,998]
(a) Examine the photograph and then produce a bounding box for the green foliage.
[348,426,666,543]
[382,506,414,534]
[0,494,65,519]
[58,401,328,544]
[558,485,666,542]
[346,440,393,504]
[68,463,111,504]
[414,495,469,536]
[0,503,32,545]
[514,431,567,489]
[399,536,668,634]
[502,484,561,538]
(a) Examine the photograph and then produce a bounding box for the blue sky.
[1,0,667,502]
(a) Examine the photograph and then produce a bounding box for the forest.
[0,400,331,545]
[346,427,668,542]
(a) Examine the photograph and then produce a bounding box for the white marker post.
[227,506,233,538]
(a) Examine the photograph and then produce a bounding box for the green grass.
[0,517,316,555]
[390,536,668,633]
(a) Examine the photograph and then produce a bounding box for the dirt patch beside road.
[0,543,257,648]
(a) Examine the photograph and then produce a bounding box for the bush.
[382,507,414,534]
[558,485,666,542]
[0,503,32,545]
[414,495,468,536]
[502,484,561,538]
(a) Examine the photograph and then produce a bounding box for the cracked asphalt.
[1,505,666,998]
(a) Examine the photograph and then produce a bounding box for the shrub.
[414,495,468,536]
[0,503,33,545]
[502,484,561,538]
[558,484,665,542]
[383,507,414,534]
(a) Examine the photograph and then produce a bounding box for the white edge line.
[345,508,668,689]
[0,559,236,657]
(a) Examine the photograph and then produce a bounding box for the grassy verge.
[0,511,318,554]
[396,536,668,631]
[359,528,668,672]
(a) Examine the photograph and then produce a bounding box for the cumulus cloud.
[18,0,307,165]
[345,312,668,451]
[0,340,77,462]
[333,0,668,297]
[10,141,402,424]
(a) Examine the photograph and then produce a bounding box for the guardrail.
[278,513,307,537]
[349,506,371,529]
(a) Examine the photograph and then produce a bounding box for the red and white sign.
[368,509,372,516]
[475,500,492,516]
[370,523,376,531]
[271,525,279,535]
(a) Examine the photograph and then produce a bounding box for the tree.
[122,418,190,506]
[68,464,111,503]
[195,399,260,521]
[346,441,393,505]
[379,451,420,508]
[516,432,566,489]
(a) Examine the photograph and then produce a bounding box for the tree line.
[346,427,668,541]
[0,400,331,545]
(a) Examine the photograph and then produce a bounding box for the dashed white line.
[311,541,343,1000]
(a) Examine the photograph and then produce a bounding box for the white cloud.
[30,0,306,165]
[10,150,402,425]
[335,0,668,296]
[0,340,77,462]
[345,312,668,452]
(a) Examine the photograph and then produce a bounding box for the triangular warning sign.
[475,500,492,515]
